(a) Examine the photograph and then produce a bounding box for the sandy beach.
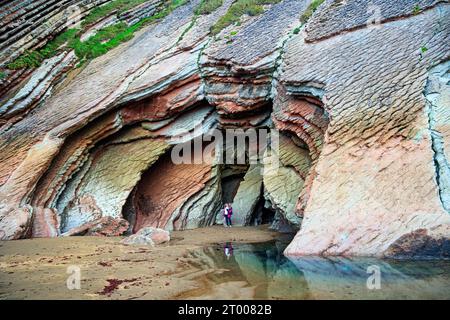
[0,225,280,300]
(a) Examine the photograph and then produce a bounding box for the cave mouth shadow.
[221,169,247,204]
[220,164,275,227]
[119,96,318,234]
[217,127,311,231]
[121,129,311,234]
[249,191,276,226]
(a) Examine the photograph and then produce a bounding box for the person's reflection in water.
[224,242,233,260]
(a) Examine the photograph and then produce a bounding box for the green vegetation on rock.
[412,4,421,15]
[210,0,281,35]
[69,23,134,63]
[138,0,187,23]
[7,29,79,69]
[73,0,187,64]
[178,0,224,43]
[82,0,149,27]
[195,0,223,15]
[300,0,324,24]
[7,0,187,70]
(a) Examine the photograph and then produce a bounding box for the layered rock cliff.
[0,0,449,259]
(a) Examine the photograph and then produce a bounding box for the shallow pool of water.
[178,239,450,299]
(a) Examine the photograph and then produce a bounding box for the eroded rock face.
[131,150,218,231]
[0,0,449,258]
[61,216,129,237]
[232,165,264,226]
[0,1,106,66]
[383,226,450,259]
[282,1,450,257]
[201,0,310,114]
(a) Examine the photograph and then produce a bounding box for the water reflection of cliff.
[180,241,450,299]
[288,256,450,299]
[181,240,311,299]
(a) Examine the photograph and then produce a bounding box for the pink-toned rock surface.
[121,226,170,246]
[132,152,214,232]
[61,216,129,237]
[31,207,59,238]
[282,2,450,257]
[0,0,449,259]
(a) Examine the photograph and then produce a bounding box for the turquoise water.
[182,238,450,299]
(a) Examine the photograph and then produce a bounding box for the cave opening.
[221,170,247,204]
[249,187,276,226]
[260,207,276,225]
[121,125,314,233]
[118,94,323,234]
[122,139,216,233]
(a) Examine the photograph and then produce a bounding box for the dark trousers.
[225,215,232,226]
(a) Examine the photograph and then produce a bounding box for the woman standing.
[225,203,233,227]
[223,204,230,227]
[222,204,228,227]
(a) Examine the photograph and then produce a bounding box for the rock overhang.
[0,0,448,259]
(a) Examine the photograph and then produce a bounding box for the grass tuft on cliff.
[195,0,224,15]
[7,29,79,69]
[210,0,281,35]
[69,23,133,62]
[82,0,150,27]
[73,0,187,64]
[299,0,324,24]
[7,0,187,69]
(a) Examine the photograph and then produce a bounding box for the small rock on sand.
[121,227,170,246]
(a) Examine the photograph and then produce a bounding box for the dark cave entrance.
[219,166,278,227]
[216,124,313,230]
[122,134,219,233]
[221,173,246,204]
[260,207,276,225]
[119,96,322,233]
[249,189,276,226]
[121,126,313,232]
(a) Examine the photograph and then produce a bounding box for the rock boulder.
[121,227,170,246]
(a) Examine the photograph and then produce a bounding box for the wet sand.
[0,225,280,300]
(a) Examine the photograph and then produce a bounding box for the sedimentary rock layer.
[283,2,450,257]
[0,0,108,67]
[0,0,449,258]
